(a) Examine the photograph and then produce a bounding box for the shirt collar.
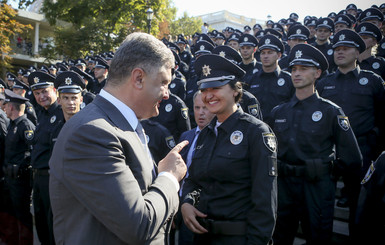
[335,65,361,78]
[99,89,138,130]
[290,91,320,107]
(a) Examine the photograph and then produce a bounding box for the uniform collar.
[12,114,27,125]
[260,66,281,77]
[290,91,320,107]
[208,107,244,134]
[47,100,60,114]
[335,65,361,78]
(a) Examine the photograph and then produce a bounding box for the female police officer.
[180,54,277,244]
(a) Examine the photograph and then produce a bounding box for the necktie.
[180,130,200,196]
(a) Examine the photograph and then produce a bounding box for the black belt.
[32,168,50,176]
[197,218,247,235]
[278,160,330,177]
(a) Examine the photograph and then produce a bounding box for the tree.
[169,12,202,38]
[40,0,177,58]
[0,2,32,76]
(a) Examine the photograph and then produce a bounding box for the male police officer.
[29,71,64,245]
[238,34,259,85]
[12,78,38,125]
[248,34,294,122]
[3,89,35,245]
[89,57,109,94]
[269,44,362,245]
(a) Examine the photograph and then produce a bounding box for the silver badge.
[166,136,176,149]
[339,34,345,41]
[359,77,368,85]
[323,20,328,25]
[28,91,32,95]
[372,62,380,69]
[361,26,366,32]
[361,162,375,184]
[262,132,277,152]
[366,12,371,17]
[65,77,72,85]
[327,49,333,55]
[230,130,243,145]
[80,102,86,109]
[277,78,285,86]
[165,104,173,112]
[265,38,271,44]
[244,37,249,42]
[200,45,205,51]
[248,104,259,116]
[219,51,226,57]
[337,115,350,131]
[296,29,301,34]
[312,111,322,122]
[295,50,302,58]
[50,115,56,123]
[202,64,211,76]
[170,83,176,88]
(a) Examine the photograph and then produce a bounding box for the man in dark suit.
[177,91,214,245]
[49,32,188,245]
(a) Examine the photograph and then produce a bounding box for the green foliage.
[169,12,202,37]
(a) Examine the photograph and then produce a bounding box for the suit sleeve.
[59,123,179,244]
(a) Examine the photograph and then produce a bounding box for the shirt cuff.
[158,172,180,192]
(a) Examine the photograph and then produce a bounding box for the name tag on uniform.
[324,86,335,90]
[250,84,259,88]
[275,119,286,123]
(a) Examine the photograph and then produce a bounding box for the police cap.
[167,42,181,54]
[290,13,299,20]
[94,57,109,69]
[346,4,357,10]
[328,12,337,19]
[244,25,251,32]
[12,78,29,91]
[289,43,329,72]
[54,71,85,94]
[334,14,353,28]
[195,54,245,89]
[266,20,274,26]
[253,24,263,30]
[272,23,285,33]
[264,28,283,39]
[17,68,25,75]
[355,22,383,43]
[212,45,242,63]
[4,89,29,104]
[29,71,55,90]
[259,34,284,53]
[287,24,310,40]
[75,58,87,67]
[40,65,49,73]
[228,33,241,42]
[215,32,226,40]
[28,66,37,72]
[194,40,214,55]
[49,64,57,71]
[197,33,215,46]
[316,17,334,31]
[358,7,384,22]
[255,30,266,39]
[332,29,366,53]
[6,72,16,81]
[177,36,188,44]
[70,66,94,84]
[239,34,258,47]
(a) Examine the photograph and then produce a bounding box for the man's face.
[291,65,321,89]
[308,26,316,37]
[228,40,240,51]
[334,46,359,68]
[361,35,377,49]
[22,76,29,85]
[139,65,172,119]
[177,43,186,52]
[193,93,214,130]
[240,45,255,60]
[334,23,349,34]
[7,79,14,88]
[33,86,57,110]
[316,27,331,42]
[58,93,83,118]
[347,9,357,16]
[94,67,107,81]
[260,49,281,68]
[214,38,225,46]
[288,38,306,49]
[12,88,24,96]
[4,103,12,118]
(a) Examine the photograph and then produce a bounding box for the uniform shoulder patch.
[337,115,350,131]
[165,136,176,149]
[24,130,34,140]
[361,162,375,184]
[262,132,277,152]
[248,104,259,117]
[181,107,189,120]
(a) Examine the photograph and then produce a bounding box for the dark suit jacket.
[178,127,197,162]
[49,95,179,245]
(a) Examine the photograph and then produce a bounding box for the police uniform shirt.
[238,89,263,120]
[81,90,96,109]
[151,93,191,142]
[310,40,337,73]
[179,60,190,80]
[169,71,187,101]
[30,101,64,169]
[182,108,277,244]
[358,56,385,80]
[5,114,35,169]
[25,101,37,126]
[269,92,361,166]
[239,59,259,85]
[316,67,385,139]
[247,66,294,122]
[180,50,193,68]
[141,119,175,164]
[89,78,106,94]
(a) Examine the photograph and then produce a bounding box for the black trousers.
[32,170,55,245]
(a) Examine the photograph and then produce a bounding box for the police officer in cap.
[304,17,318,44]
[252,23,263,36]
[316,29,385,238]
[6,72,16,89]
[169,49,187,101]
[269,43,362,245]
[177,36,193,68]
[89,57,109,94]
[227,33,240,51]
[181,54,277,244]
[238,34,259,85]
[356,22,385,80]
[69,66,96,107]
[334,14,353,34]
[12,78,38,125]
[29,71,64,245]
[248,34,294,122]
[2,89,35,244]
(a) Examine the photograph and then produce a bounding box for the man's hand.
[158,140,188,182]
[181,203,208,234]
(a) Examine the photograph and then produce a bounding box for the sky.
[172,0,382,22]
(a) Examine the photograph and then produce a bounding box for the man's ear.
[131,68,145,89]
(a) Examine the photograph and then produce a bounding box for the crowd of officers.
[0,2,384,245]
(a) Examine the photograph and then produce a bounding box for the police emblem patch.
[337,115,350,131]
[181,107,188,119]
[24,130,34,140]
[323,20,328,25]
[165,104,173,112]
[248,104,259,116]
[230,130,243,145]
[80,102,86,109]
[339,34,345,41]
[262,132,277,152]
[312,111,322,121]
[219,51,226,57]
[50,115,56,123]
[361,162,375,184]
[65,77,72,85]
[202,64,211,76]
[361,26,366,32]
[372,62,380,69]
[382,43,385,49]
[170,83,176,88]
[359,77,368,85]
[34,77,39,84]
[28,91,32,95]
[277,78,285,86]
[296,29,301,34]
[244,37,249,42]
[295,50,302,58]
[27,106,33,113]
[265,39,271,44]
[327,49,333,55]
[166,136,176,149]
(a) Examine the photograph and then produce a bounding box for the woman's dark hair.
[228,80,243,103]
